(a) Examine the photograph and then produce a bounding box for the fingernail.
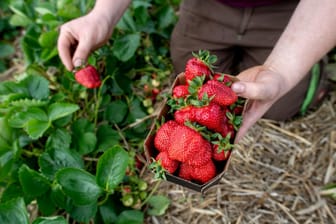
[73,58,84,68]
[232,82,245,93]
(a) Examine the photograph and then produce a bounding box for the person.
[57,0,335,142]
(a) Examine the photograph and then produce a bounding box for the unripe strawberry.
[74,65,101,88]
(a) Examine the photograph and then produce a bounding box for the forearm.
[264,0,336,94]
[90,0,131,27]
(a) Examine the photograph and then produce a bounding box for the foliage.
[0,0,181,223]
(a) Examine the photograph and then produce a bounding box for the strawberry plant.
[0,0,179,223]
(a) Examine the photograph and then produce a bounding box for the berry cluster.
[152,50,245,185]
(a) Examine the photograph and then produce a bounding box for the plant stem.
[140,180,161,207]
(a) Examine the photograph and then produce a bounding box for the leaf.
[46,128,72,151]
[71,119,97,155]
[32,216,67,224]
[116,210,144,224]
[38,30,58,48]
[66,202,98,223]
[112,33,141,62]
[98,200,118,224]
[157,5,176,30]
[48,102,79,121]
[23,75,50,100]
[36,192,57,216]
[39,147,84,179]
[0,197,29,224]
[25,118,50,139]
[0,42,15,58]
[96,124,121,152]
[96,146,129,192]
[8,107,48,128]
[18,164,50,198]
[146,195,170,216]
[116,10,137,32]
[56,167,103,206]
[104,100,128,124]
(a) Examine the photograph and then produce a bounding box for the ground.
[146,87,336,224]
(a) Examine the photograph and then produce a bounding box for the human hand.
[57,12,114,71]
[231,66,288,142]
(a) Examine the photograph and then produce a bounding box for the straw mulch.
[147,88,336,224]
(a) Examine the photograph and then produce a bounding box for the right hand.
[57,12,114,71]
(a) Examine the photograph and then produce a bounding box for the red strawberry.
[155,151,179,174]
[213,73,233,86]
[185,57,212,82]
[74,65,101,88]
[191,160,216,184]
[173,85,189,98]
[198,80,238,106]
[212,144,231,161]
[187,145,212,167]
[179,161,216,184]
[178,163,193,181]
[168,125,210,163]
[219,122,235,140]
[193,103,226,133]
[154,120,179,152]
[174,106,196,125]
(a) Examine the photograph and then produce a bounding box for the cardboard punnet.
[144,73,241,194]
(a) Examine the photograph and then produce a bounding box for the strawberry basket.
[144,51,246,193]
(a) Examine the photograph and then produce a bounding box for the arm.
[232,0,336,141]
[57,0,131,71]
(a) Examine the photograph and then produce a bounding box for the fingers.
[232,81,275,100]
[57,28,75,71]
[57,25,92,71]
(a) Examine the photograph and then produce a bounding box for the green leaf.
[38,30,58,48]
[56,167,103,206]
[116,10,137,32]
[71,119,97,155]
[98,200,118,224]
[57,4,82,20]
[39,147,84,179]
[48,102,79,121]
[146,195,170,216]
[18,164,50,198]
[104,100,128,124]
[46,128,72,151]
[116,210,144,224]
[96,124,121,152]
[25,118,50,139]
[23,75,50,100]
[9,14,32,27]
[67,202,98,223]
[0,198,29,224]
[157,5,176,30]
[112,33,141,62]
[0,42,15,58]
[96,146,129,191]
[36,191,57,216]
[8,107,48,128]
[32,216,67,224]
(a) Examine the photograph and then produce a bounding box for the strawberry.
[185,57,212,82]
[172,85,189,98]
[213,73,233,86]
[178,163,193,181]
[193,103,226,133]
[168,125,210,163]
[154,120,179,152]
[198,79,238,106]
[212,144,231,161]
[74,65,101,88]
[173,106,196,125]
[187,145,212,167]
[191,160,216,184]
[155,151,179,174]
[179,161,216,184]
[184,50,216,82]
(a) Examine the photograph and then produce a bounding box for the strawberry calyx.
[192,50,217,72]
[149,158,167,180]
[211,132,234,152]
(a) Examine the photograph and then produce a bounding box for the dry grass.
[146,89,336,224]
